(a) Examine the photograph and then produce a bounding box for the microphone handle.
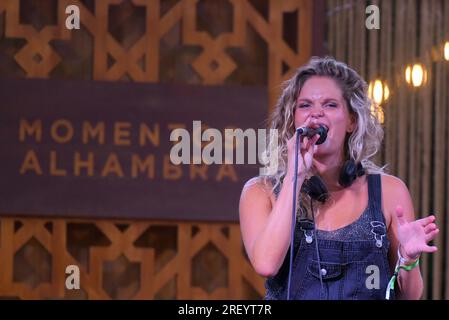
[296,127,316,137]
[296,127,312,136]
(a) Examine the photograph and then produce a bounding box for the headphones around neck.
[301,159,365,203]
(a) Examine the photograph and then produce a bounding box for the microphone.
[296,125,328,145]
[287,125,327,299]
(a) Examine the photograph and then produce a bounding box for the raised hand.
[395,205,439,261]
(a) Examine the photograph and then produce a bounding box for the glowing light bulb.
[368,79,390,105]
[444,41,449,61]
[405,63,427,87]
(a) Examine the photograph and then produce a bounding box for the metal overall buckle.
[370,221,386,248]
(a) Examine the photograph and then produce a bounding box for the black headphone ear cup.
[339,160,365,188]
[339,160,356,188]
[302,176,329,203]
[357,162,365,177]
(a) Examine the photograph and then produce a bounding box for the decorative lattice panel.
[0,0,314,299]
[0,0,312,108]
[0,218,265,299]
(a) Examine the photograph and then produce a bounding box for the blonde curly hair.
[261,56,384,192]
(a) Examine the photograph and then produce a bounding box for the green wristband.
[398,257,420,271]
[385,256,420,299]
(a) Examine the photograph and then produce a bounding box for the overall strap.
[367,174,385,223]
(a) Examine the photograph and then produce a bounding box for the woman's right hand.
[240,118,320,277]
[286,121,319,180]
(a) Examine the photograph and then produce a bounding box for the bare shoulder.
[241,176,274,197]
[380,174,412,202]
[240,176,276,208]
[380,173,414,225]
[380,174,410,194]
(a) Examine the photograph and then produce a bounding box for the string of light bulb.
[367,40,448,124]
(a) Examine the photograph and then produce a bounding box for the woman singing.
[239,57,439,300]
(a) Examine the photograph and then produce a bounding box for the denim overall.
[265,174,394,300]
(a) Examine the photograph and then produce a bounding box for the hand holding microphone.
[286,121,328,179]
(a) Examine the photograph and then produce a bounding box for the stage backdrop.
[0,78,266,221]
[0,0,316,299]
